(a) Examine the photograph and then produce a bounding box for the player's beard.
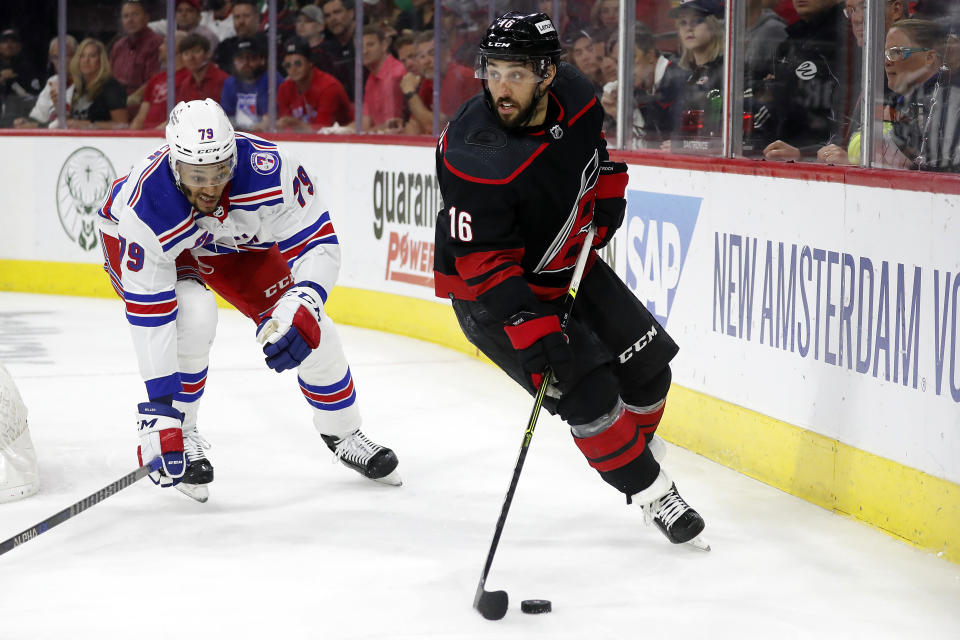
[184,185,227,214]
[494,95,539,130]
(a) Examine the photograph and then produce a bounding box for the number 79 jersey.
[96,132,339,396]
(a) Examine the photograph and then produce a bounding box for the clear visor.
[176,157,236,188]
[474,55,546,84]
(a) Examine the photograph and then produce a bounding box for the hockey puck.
[520,599,552,614]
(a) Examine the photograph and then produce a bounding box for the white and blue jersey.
[97,133,340,400]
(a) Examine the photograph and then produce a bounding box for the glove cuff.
[596,161,629,199]
[503,313,562,350]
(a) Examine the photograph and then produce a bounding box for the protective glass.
[175,157,236,188]
[474,56,545,84]
[884,46,932,62]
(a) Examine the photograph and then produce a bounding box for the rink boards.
[0,132,957,565]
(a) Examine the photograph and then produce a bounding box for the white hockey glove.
[136,402,186,486]
[255,282,324,373]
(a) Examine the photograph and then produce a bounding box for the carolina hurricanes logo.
[251,151,279,175]
[795,60,818,81]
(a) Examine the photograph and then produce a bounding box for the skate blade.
[371,470,402,486]
[176,482,209,503]
[687,534,710,551]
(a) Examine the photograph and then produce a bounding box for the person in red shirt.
[130,31,189,129]
[176,32,229,104]
[110,0,164,98]
[359,24,406,132]
[276,38,352,131]
[400,29,480,135]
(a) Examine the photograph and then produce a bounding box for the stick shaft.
[0,465,152,557]
[474,226,596,601]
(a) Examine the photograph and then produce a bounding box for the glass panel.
[432,2,484,136]
[753,1,858,163]
[3,1,136,130]
[215,0,277,133]
[272,0,355,133]
[869,2,960,173]
[2,2,62,129]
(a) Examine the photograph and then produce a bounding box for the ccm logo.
[618,326,658,364]
[264,275,294,297]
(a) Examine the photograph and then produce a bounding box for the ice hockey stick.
[474,225,596,620]
[0,464,154,557]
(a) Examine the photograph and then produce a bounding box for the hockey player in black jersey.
[434,12,707,548]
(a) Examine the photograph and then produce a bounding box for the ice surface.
[0,293,957,639]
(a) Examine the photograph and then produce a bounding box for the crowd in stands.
[0,0,957,173]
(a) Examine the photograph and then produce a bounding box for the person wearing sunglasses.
[275,37,352,132]
[882,18,960,172]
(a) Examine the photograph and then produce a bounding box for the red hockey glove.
[504,311,575,387]
[593,161,628,249]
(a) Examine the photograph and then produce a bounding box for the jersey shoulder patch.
[231,134,284,210]
[440,96,548,185]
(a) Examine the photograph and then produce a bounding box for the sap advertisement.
[1,135,958,483]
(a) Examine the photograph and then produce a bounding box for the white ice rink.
[0,292,957,639]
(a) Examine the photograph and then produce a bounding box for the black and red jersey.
[434,62,607,322]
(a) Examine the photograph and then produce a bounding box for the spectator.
[151,0,220,52]
[590,0,619,35]
[321,0,359,99]
[110,0,164,99]
[297,4,341,79]
[395,0,434,32]
[762,0,854,161]
[130,31,188,130]
[882,19,960,172]
[635,0,681,47]
[276,38,352,131]
[401,29,480,135]
[816,0,907,165]
[746,0,788,89]
[13,35,77,128]
[538,0,586,42]
[64,38,129,129]
[176,32,229,104]
[220,37,281,131]
[564,28,606,94]
[0,28,42,126]
[201,0,237,42]
[669,0,726,146]
[394,32,418,74]
[600,25,687,149]
[359,25,405,132]
[213,0,263,73]
[297,5,326,47]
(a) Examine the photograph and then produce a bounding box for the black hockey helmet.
[476,12,562,80]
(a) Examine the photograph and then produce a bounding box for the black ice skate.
[633,471,709,550]
[321,429,401,486]
[177,428,213,503]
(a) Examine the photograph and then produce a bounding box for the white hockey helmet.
[165,99,237,189]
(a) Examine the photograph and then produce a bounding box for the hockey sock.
[572,405,660,496]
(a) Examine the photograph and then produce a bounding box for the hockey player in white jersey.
[98,98,401,500]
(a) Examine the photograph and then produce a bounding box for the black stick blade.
[476,589,509,620]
